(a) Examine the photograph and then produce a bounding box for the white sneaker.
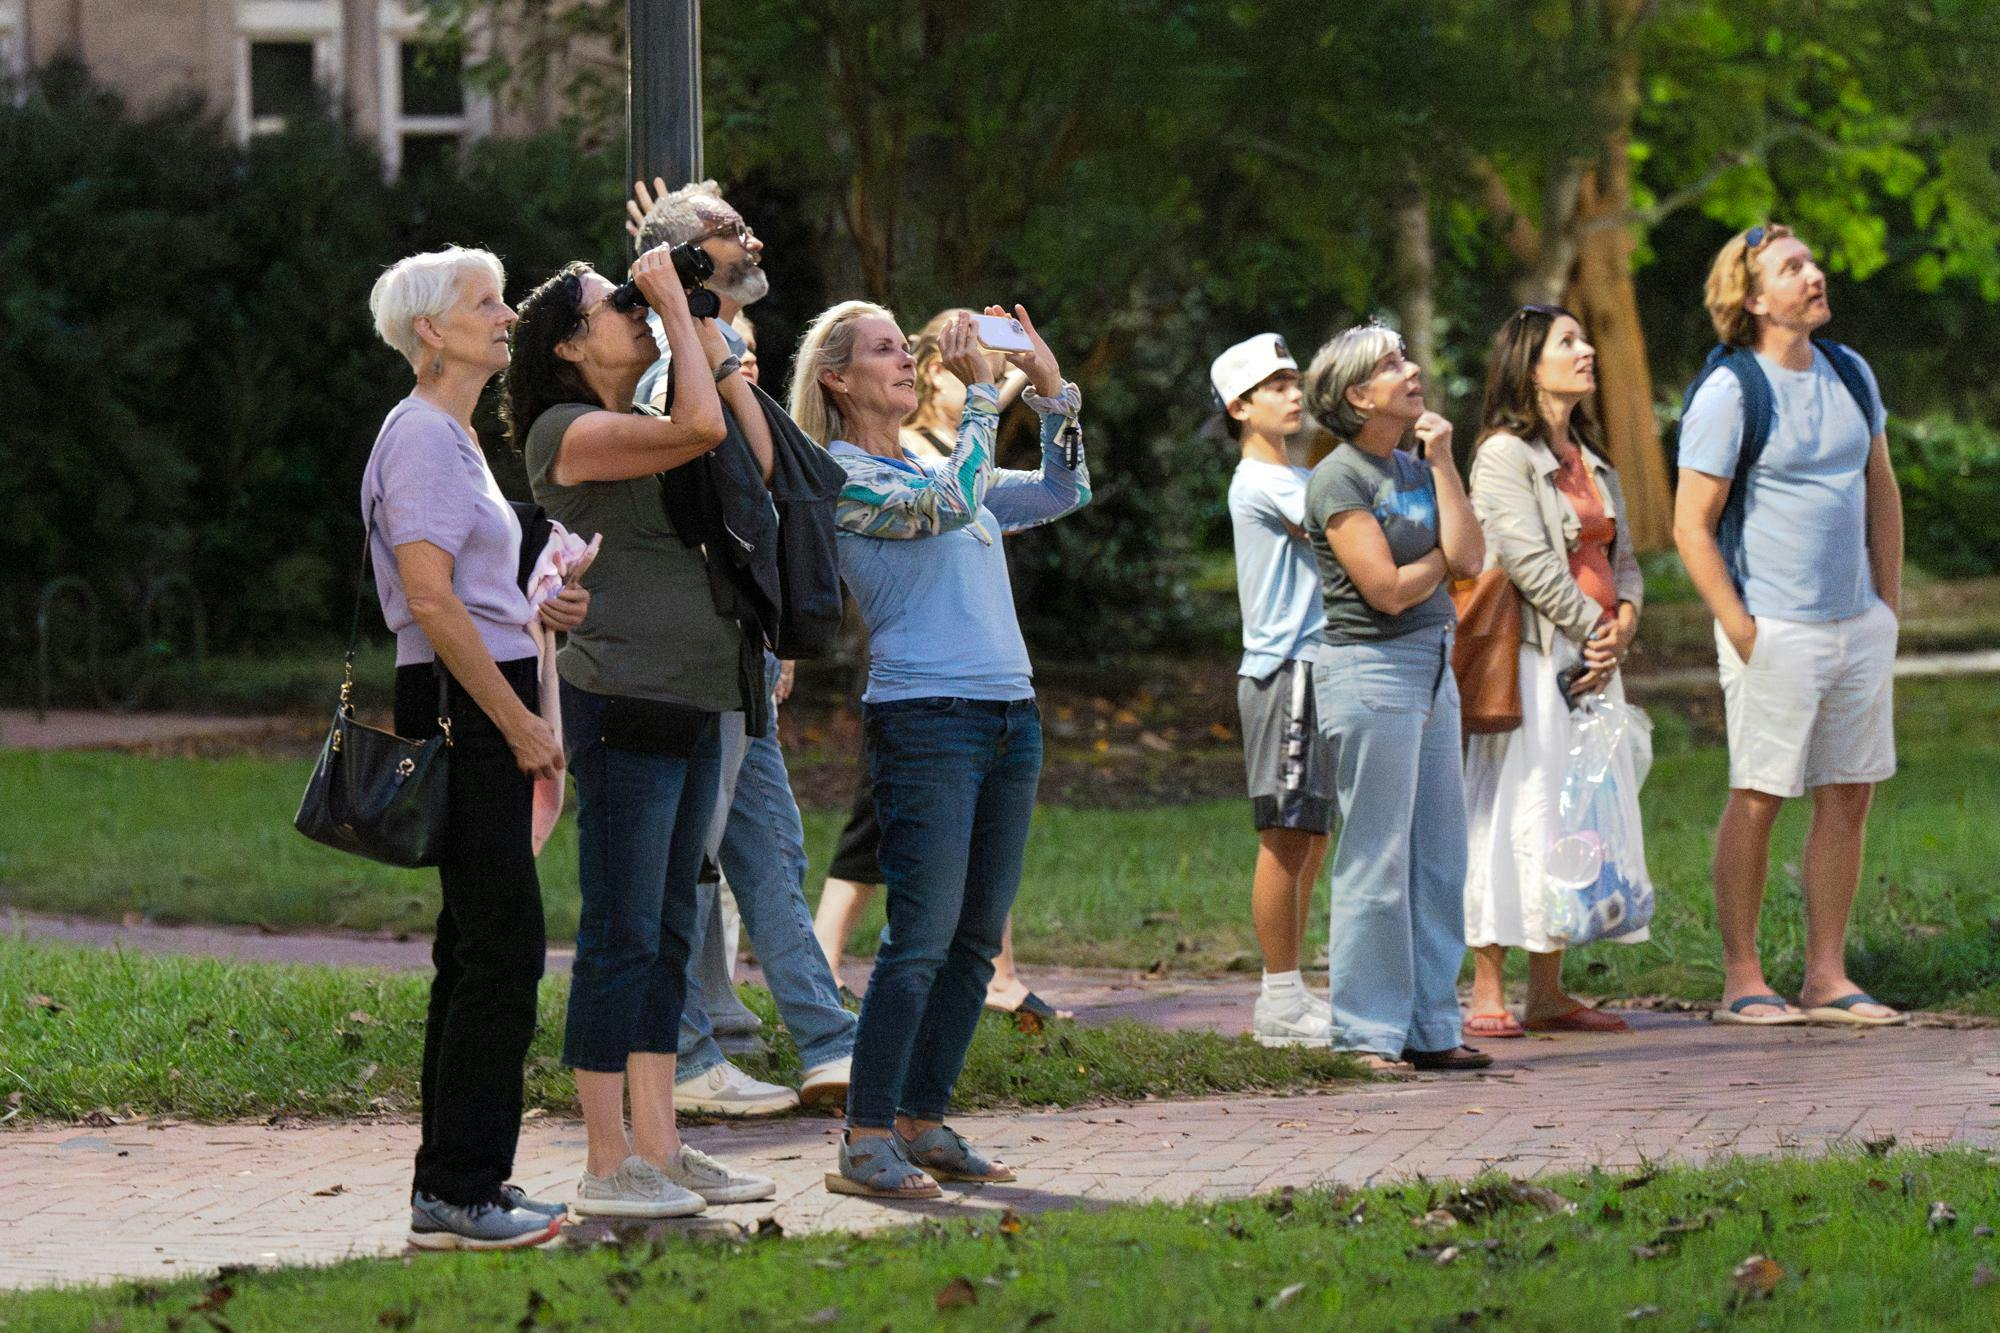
[1304,990,1332,1024]
[663,1143,776,1204]
[675,1061,801,1117]
[573,1154,706,1219]
[799,1056,851,1109]
[1253,989,1333,1048]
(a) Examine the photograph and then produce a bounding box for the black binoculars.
[609,242,721,320]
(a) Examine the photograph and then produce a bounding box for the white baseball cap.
[1210,333,1298,408]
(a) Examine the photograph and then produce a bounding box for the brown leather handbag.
[1449,568,1524,734]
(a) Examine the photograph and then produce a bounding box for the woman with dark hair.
[502,247,774,1218]
[1461,305,1649,1038]
[363,246,588,1250]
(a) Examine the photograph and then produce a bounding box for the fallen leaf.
[935,1276,978,1309]
[1142,910,1181,925]
[804,1308,840,1326]
[1863,1135,1897,1157]
[749,1216,784,1240]
[1626,1306,1661,1320]
[377,1305,417,1329]
[1631,1244,1671,1260]
[1975,1261,1997,1289]
[1414,1209,1460,1232]
[311,1184,347,1197]
[1974,1225,1995,1238]
[1867,1178,1890,1192]
[346,1010,376,1026]
[1264,1282,1305,1310]
[1013,1009,1044,1035]
[1432,1245,1461,1267]
[26,993,66,1014]
[1931,1201,1959,1231]
[997,1210,1025,1237]
[1731,1255,1784,1300]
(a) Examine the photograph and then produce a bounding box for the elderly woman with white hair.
[790,300,1089,1198]
[360,246,589,1249]
[1300,322,1485,1073]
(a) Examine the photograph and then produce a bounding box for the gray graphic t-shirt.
[1304,444,1456,643]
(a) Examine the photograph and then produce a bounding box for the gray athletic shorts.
[1237,659,1337,834]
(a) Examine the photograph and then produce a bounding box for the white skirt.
[1462,641,1652,952]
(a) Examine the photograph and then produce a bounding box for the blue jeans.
[1313,625,1467,1058]
[678,660,858,1078]
[558,682,723,1073]
[845,697,1043,1129]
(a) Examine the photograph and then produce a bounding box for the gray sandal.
[895,1124,1016,1183]
[824,1133,941,1199]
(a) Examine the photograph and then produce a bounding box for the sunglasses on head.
[1512,302,1564,324]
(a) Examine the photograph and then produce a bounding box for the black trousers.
[395,656,547,1206]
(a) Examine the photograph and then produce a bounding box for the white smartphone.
[972,313,1033,354]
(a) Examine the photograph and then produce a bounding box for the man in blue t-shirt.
[1214,333,1337,1048]
[1673,224,1907,1029]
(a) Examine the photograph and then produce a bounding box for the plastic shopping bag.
[1542,694,1655,946]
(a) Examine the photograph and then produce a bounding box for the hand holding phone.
[971,313,1034,354]
[982,304,1063,399]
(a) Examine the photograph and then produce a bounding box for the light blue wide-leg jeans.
[1313,623,1468,1058]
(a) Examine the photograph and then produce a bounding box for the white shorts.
[1714,599,1898,798]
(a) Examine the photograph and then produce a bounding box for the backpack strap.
[1813,339,1881,437]
[1680,345,1773,597]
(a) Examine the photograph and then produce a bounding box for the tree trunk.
[1390,171,1438,387]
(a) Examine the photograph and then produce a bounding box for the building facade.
[0,1,551,174]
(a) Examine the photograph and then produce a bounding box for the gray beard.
[713,264,770,308]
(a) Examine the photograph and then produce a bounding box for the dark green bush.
[1891,413,2000,578]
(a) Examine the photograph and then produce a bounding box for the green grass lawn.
[0,938,1357,1123]
[6,1151,1998,1329]
[6,677,1997,1011]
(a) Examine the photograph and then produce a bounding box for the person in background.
[362,246,588,1250]
[1214,332,1338,1048]
[791,301,1088,1196]
[627,178,859,1116]
[1462,305,1648,1038]
[506,249,775,1217]
[810,308,1065,1022]
[1673,225,1905,1027]
[732,311,761,385]
[1301,322,1485,1073]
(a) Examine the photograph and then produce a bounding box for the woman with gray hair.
[361,245,589,1249]
[1301,322,1485,1072]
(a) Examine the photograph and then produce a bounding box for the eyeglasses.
[690,217,754,248]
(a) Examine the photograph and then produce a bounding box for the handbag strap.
[349,498,452,743]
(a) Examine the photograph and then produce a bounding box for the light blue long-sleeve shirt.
[830,382,1090,703]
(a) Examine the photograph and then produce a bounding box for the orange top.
[1554,448,1618,617]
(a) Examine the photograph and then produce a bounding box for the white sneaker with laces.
[572,1154,706,1219]
[1253,988,1333,1048]
[663,1143,776,1204]
[675,1061,801,1117]
[799,1056,851,1109]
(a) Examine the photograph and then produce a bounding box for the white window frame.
[378,5,492,178]
[235,1,343,141]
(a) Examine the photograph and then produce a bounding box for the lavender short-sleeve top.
[359,395,537,667]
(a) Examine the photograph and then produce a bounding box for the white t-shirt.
[1228,458,1325,677]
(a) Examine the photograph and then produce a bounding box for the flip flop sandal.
[895,1124,1016,1183]
[1711,994,1808,1025]
[1465,1010,1527,1039]
[985,991,1072,1022]
[1524,1004,1630,1033]
[1804,993,1908,1027]
[824,1134,941,1199]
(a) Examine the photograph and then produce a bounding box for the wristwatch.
[712,355,742,383]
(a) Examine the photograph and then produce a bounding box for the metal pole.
[627,0,702,247]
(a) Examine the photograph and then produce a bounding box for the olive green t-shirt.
[524,401,743,710]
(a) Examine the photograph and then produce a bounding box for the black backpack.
[1678,340,1877,594]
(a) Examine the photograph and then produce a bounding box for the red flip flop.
[1465,1010,1527,1039]
[1524,1003,1629,1033]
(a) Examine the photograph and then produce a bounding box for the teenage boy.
[1673,224,1907,1028]
[1215,333,1337,1046]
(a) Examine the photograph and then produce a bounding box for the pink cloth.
[523,522,601,855]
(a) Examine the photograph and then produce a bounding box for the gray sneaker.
[662,1143,776,1204]
[572,1154,707,1219]
[499,1184,568,1220]
[408,1192,564,1250]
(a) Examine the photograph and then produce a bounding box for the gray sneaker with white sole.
[408,1192,564,1250]
[573,1154,707,1219]
[662,1143,776,1204]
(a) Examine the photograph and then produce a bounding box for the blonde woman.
[810,309,1064,1020]
[791,300,1089,1197]
[1462,305,1648,1038]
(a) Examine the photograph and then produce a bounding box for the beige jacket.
[1467,431,1645,654]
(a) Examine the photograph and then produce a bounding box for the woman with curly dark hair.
[502,248,774,1218]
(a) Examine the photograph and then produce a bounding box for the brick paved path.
[5,1013,1995,1289]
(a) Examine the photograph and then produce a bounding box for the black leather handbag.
[294,516,453,868]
